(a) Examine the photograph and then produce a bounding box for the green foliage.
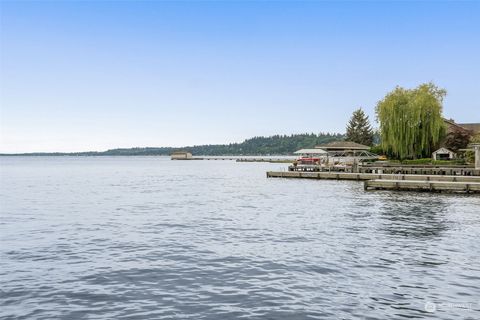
[369,145,384,155]
[444,127,472,152]
[465,133,480,163]
[180,133,345,155]
[345,108,374,146]
[400,158,433,164]
[400,158,435,165]
[375,82,446,160]
[398,158,465,165]
[471,132,480,144]
[433,159,465,165]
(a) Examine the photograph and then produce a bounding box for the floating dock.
[364,179,480,193]
[188,157,293,163]
[236,158,293,163]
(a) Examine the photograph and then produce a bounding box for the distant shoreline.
[0,133,345,157]
[0,154,294,157]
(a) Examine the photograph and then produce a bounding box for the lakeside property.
[264,85,480,194]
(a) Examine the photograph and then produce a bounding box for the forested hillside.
[3,133,345,156]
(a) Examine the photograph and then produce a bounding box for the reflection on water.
[379,195,450,239]
[1,157,479,320]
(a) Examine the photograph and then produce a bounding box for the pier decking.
[359,164,479,176]
[364,179,480,193]
[267,171,480,194]
[266,171,480,182]
[288,164,480,176]
[188,157,293,163]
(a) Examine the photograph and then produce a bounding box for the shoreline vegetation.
[2,83,477,162]
[0,133,344,157]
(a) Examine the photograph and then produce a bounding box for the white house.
[432,147,456,161]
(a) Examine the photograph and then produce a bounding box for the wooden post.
[474,144,480,170]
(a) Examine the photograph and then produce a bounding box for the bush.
[397,158,466,165]
[401,158,433,165]
[432,159,466,165]
[369,145,384,155]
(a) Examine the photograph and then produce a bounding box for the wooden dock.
[364,179,480,193]
[359,164,479,176]
[266,171,480,183]
[267,171,480,194]
[189,157,293,163]
[236,158,293,163]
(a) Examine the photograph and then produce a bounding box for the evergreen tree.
[345,108,374,146]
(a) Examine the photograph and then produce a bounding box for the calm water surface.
[1,157,479,319]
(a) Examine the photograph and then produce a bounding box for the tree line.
[3,133,345,156]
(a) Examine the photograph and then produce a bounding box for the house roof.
[457,123,480,133]
[294,148,328,155]
[315,141,370,150]
[444,118,479,133]
[432,147,455,154]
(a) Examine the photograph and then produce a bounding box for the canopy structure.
[327,149,379,160]
[315,141,370,151]
[313,140,379,161]
[294,149,328,156]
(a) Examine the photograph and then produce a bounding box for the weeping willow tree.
[375,83,446,159]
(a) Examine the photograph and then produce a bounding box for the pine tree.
[345,108,374,146]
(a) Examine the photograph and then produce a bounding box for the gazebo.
[294,148,328,157]
[314,141,379,162]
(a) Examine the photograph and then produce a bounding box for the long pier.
[266,171,480,183]
[266,171,480,194]
[288,164,479,176]
[364,179,480,193]
[359,164,479,176]
[188,157,293,163]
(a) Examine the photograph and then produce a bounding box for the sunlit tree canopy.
[375,83,446,159]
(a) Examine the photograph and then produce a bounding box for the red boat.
[296,157,321,165]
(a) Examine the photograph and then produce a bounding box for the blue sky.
[0,1,479,153]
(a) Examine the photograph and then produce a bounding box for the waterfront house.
[171,151,192,160]
[443,119,480,135]
[457,123,480,134]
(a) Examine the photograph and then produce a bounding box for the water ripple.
[1,157,479,319]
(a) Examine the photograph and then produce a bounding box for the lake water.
[1,157,479,319]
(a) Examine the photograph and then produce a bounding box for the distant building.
[315,141,370,153]
[294,148,328,157]
[443,119,480,135]
[432,147,456,161]
[171,151,192,160]
[457,123,480,134]
[315,141,378,163]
